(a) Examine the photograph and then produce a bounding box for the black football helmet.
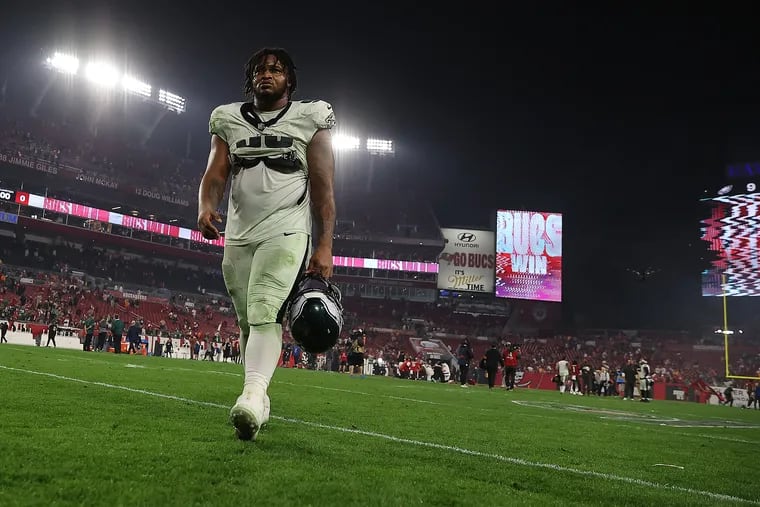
[287,273,344,354]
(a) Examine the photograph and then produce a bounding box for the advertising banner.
[0,211,18,224]
[708,386,749,408]
[437,228,495,293]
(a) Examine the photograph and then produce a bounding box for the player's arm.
[306,128,336,278]
[198,134,231,240]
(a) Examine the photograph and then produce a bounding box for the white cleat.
[229,390,270,441]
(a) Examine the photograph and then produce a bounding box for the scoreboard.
[715,181,757,196]
[0,188,29,205]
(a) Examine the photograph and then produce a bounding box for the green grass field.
[1,345,759,506]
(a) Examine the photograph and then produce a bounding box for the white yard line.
[0,364,757,505]
[669,432,760,445]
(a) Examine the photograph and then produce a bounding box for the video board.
[701,184,760,297]
[495,210,562,302]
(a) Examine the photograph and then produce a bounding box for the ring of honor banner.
[437,228,495,293]
[495,210,562,302]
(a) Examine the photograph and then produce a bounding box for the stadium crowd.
[2,256,758,395]
[0,115,192,207]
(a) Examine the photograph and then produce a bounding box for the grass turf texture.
[1,345,758,506]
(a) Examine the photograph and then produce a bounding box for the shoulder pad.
[296,100,335,130]
[209,103,243,143]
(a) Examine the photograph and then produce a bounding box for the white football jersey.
[557,360,569,375]
[209,100,335,245]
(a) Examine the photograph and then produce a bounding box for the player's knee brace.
[247,300,279,327]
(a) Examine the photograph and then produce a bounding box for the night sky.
[2,3,758,328]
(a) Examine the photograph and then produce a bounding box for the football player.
[556,358,569,393]
[569,359,581,395]
[198,47,336,441]
[638,359,652,402]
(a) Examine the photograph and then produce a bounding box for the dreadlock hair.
[243,47,297,99]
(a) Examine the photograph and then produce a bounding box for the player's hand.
[198,209,222,240]
[307,246,333,279]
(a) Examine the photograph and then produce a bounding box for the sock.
[243,323,282,394]
[560,385,566,393]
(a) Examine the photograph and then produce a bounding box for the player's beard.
[253,83,288,109]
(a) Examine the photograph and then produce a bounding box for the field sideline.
[1,345,759,506]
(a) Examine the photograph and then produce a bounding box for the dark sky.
[2,3,759,328]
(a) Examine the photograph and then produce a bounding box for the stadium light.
[46,52,79,75]
[159,89,186,113]
[332,134,361,151]
[122,75,152,98]
[43,50,187,113]
[366,138,394,155]
[85,62,119,88]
